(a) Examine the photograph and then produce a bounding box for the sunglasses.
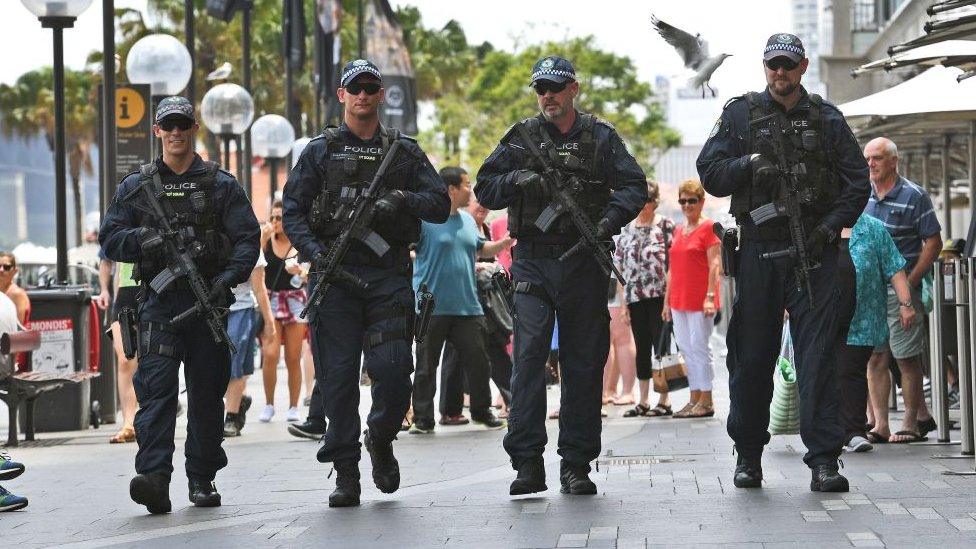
[533,80,568,95]
[270,215,282,221]
[0,264,14,271]
[764,57,799,72]
[345,82,382,96]
[678,198,700,206]
[158,117,194,132]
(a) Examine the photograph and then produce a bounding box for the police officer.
[476,56,646,496]
[282,59,449,508]
[99,96,260,513]
[697,34,870,492]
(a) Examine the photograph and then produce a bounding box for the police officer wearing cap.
[697,34,870,492]
[99,96,260,513]
[476,56,646,496]
[282,59,449,508]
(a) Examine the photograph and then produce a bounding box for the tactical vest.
[507,114,610,239]
[730,92,840,225]
[307,125,420,260]
[135,160,229,282]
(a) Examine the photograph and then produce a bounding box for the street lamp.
[291,137,312,169]
[126,33,192,157]
[20,0,94,285]
[251,114,295,199]
[201,83,254,181]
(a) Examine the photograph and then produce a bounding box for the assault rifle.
[747,113,820,307]
[301,139,403,318]
[124,167,236,353]
[513,124,625,284]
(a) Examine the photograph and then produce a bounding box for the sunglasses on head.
[0,264,14,271]
[270,215,282,221]
[158,117,194,132]
[345,82,382,96]
[764,57,799,72]
[678,198,700,206]
[533,80,568,95]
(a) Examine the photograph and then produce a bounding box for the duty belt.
[513,241,576,260]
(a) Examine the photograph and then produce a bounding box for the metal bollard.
[930,260,950,443]
[955,258,974,454]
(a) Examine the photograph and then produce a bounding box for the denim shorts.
[227,307,257,378]
[269,289,308,325]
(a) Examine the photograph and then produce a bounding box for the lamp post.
[251,114,296,203]
[125,33,192,157]
[201,83,254,180]
[20,0,94,285]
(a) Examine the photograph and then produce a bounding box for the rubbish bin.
[90,302,118,426]
[20,285,94,433]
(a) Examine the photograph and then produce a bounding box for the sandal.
[865,431,888,444]
[623,404,651,417]
[672,403,697,419]
[889,430,925,444]
[685,404,715,418]
[109,426,136,444]
[917,417,937,437]
[647,404,673,417]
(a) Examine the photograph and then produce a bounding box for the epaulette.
[723,95,747,110]
[396,132,417,143]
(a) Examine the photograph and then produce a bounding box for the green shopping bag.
[769,322,800,435]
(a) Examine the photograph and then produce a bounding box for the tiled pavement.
[2,360,976,548]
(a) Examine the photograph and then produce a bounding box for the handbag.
[652,320,689,393]
[768,321,800,435]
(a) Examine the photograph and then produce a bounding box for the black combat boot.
[559,461,597,495]
[328,462,361,508]
[129,471,172,514]
[509,457,547,496]
[733,454,763,488]
[810,463,849,492]
[188,479,222,507]
[364,429,400,493]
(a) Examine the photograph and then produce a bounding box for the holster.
[491,271,516,318]
[118,306,138,360]
[714,222,739,279]
[414,284,435,344]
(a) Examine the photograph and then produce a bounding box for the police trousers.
[133,293,231,482]
[310,265,414,464]
[726,239,843,467]
[505,246,610,469]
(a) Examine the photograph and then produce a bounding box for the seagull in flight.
[206,62,233,82]
[651,14,732,98]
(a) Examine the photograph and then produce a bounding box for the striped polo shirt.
[863,176,941,270]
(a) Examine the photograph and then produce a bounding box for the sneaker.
[286,407,301,422]
[471,412,506,430]
[223,414,241,437]
[0,486,28,512]
[288,419,327,440]
[439,414,469,426]
[409,420,435,434]
[0,452,25,481]
[844,435,873,453]
[259,405,275,423]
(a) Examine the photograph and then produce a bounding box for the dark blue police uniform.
[282,123,449,466]
[697,87,870,468]
[477,111,646,474]
[99,154,260,483]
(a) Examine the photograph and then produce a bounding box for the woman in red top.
[662,180,721,418]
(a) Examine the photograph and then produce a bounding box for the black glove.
[595,217,616,241]
[374,190,406,222]
[137,227,165,254]
[749,154,777,182]
[513,169,541,190]
[208,278,234,309]
[805,224,836,259]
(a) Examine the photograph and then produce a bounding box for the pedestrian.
[98,258,140,444]
[603,281,637,407]
[260,201,308,424]
[697,33,870,492]
[661,180,721,418]
[836,214,915,452]
[616,181,676,418]
[99,95,260,513]
[0,252,30,325]
[223,242,275,437]
[411,166,510,434]
[282,59,450,508]
[476,55,646,496]
[862,137,942,443]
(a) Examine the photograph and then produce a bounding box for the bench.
[0,331,99,447]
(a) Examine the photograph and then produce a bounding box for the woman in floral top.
[614,181,676,417]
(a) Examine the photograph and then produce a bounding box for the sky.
[1,0,793,144]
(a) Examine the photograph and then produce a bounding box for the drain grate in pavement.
[597,456,694,466]
[2,437,72,448]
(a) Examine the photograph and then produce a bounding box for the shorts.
[113,286,139,320]
[228,307,258,378]
[874,285,925,360]
[269,289,308,325]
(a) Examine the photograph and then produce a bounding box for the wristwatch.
[899,300,914,309]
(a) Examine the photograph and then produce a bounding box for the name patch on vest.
[162,180,199,197]
[331,145,384,162]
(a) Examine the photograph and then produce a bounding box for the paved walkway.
[2,359,976,548]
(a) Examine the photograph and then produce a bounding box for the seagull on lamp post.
[651,14,732,98]
[206,62,233,82]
